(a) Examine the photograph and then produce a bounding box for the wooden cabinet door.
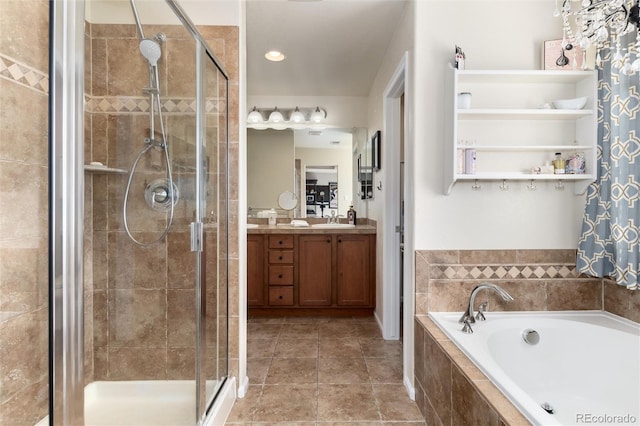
[336,235,372,306]
[247,235,265,306]
[298,235,333,306]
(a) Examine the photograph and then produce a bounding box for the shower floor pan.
[36,380,220,426]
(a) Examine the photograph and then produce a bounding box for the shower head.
[139,38,161,66]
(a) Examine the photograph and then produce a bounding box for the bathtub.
[429,311,640,426]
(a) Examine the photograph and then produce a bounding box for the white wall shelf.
[444,66,598,195]
[457,109,594,120]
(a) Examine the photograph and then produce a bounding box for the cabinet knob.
[278,240,283,245]
[279,295,283,299]
[278,256,283,260]
[278,274,283,278]
[327,239,330,243]
[338,239,342,243]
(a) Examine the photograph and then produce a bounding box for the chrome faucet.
[459,283,513,333]
[328,210,338,224]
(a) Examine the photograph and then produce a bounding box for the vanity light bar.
[246,106,327,129]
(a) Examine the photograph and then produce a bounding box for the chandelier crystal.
[556,0,640,74]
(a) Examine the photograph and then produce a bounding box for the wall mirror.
[248,127,368,219]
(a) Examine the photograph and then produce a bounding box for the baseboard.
[203,377,236,426]
[374,310,384,333]
[403,375,416,401]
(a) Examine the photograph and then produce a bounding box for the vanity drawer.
[269,250,294,264]
[269,286,293,306]
[268,265,294,285]
[269,235,294,249]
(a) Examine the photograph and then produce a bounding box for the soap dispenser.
[347,205,357,225]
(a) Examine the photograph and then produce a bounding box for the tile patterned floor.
[226,316,425,425]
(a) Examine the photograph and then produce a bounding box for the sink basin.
[311,223,356,229]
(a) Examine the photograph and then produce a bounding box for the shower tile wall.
[86,22,239,381]
[0,1,50,424]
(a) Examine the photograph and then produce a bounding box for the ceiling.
[246,0,407,98]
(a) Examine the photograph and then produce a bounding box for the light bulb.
[247,107,263,123]
[290,107,305,123]
[310,107,325,123]
[268,107,284,123]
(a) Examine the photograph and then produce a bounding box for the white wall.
[296,147,353,218]
[413,0,586,250]
[247,129,295,211]
[364,0,415,394]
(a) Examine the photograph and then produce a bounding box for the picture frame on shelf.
[542,39,585,70]
[371,130,381,171]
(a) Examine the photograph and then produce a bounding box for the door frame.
[381,52,415,399]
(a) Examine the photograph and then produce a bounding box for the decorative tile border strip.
[0,54,48,94]
[429,264,580,280]
[86,96,224,115]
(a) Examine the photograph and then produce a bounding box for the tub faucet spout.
[458,283,513,329]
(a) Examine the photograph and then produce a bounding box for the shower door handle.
[190,221,203,252]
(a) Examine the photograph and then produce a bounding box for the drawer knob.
[278,274,283,278]
[278,240,283,245]
[279,295,283,299]
[327,239,330,243]
[278,256,283,260]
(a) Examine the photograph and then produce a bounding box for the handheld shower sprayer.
[139,38,162,66]
[123,0,175,247]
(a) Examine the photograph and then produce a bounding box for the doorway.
[381,52,414,398]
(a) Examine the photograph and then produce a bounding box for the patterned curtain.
[577,33,640,290]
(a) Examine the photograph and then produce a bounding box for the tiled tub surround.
[85,22,240,381]
[413,250,640,425]
[0,0,50,424]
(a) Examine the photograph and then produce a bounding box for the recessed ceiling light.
[265,50,285,62]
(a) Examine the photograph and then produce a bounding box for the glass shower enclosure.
[49,0,229,424]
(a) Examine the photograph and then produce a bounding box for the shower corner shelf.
[84,164,128,174]
[443,66,598,195]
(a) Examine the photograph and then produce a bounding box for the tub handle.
[461,319,474,334]
[475,302,488,321]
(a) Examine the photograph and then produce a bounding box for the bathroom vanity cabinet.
[444,67,598,194]
[247,230,375,314]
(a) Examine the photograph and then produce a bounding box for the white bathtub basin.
[429,311,640,426]
[311,223,355,229]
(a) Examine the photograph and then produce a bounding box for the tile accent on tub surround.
[604,279,640,323]
[414,317,531,426]
[415,249,603,316]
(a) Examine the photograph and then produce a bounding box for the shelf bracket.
[555,180,565,191]
[472,180,482,191]
[499,180,509,191]
[527,180,537,191]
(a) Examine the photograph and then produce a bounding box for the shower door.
[50,0,229,424]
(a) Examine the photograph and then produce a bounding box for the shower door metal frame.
[49,0,230,424]
[49,0,86,425]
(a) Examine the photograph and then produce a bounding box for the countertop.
[246,223,376,235]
